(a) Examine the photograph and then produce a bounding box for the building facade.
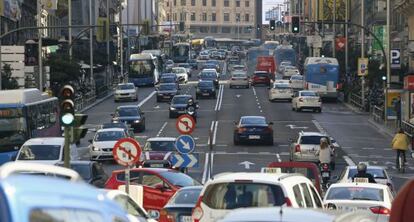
[395,0,414,72]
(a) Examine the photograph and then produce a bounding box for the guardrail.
[371,105,384,123]
[349,92,364,110]
[74,91,96,112]
[401,121,414,137]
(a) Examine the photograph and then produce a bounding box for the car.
[188,59,198,69]
[283,65,300,79]
[192,173,323,222]
[337,165,395,192]
[232,64,247,72]
[114,83,138,102]
[56,160,108,188]
[251,71,271,86]
[227,57,241,71]
[199,50,210,60]
[101,122,133,137]
[102,189,157,222]
[0,162,130,222]
[156,83,179,102]
[323,183,393,215]
[172,67,188,83]
[141,137,177,168]
[268,82,293,101]
[159,186,203,222]
[292,90,322,112]
[205,60,220,72]
[279,61,292,73]
[169,94,195,118]
[233,116,274,145]
[158,73,180,89]
[196,80,217,99]
[105,168,201,216]
[290,74,305,89]
[165,59,174,71]
[15,137,79,165]
[202,62,219,72]
[199,69,219,88]
[229,71,249,88]
[177,63,192,77]
[289,132,336,168]
[215,51,226,60]
[112,105,146,132]
[89,128,129,160]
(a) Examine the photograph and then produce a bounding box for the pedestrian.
[391,128,410,167]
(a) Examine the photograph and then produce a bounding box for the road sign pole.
[125,166,130,195]
[63,126,71,168]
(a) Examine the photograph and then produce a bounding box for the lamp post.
[385,0,391,124]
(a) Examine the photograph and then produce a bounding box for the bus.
[263,41,280,54]
[0,88,61,164]
[304,57,339,99]
[128,53,160,86]
[246,47,270,74]
[141,49,165,71]
[203,36,217,49]
[274,45,297,71]
[172,42,190,63]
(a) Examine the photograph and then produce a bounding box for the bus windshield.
[275,48,296,66]
[0,108,27,149]
[129,60,154,78]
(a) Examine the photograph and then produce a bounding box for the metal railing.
[74,91,96,112]
[401,121,414,137]
[349,92,364,110]
[371,105,384,123]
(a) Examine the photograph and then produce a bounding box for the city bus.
[304,57,339,99]
[141,49,165,71]
[263,41,280,54]
[274,45,297,69]
[0,88,61,164]
[128,53,160,86]
[203,36,217,49]
[172,42,190,63]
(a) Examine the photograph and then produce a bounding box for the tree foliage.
[1,64,18,89]
[46,53,82,84]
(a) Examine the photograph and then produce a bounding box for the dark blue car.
[233,116,274,145]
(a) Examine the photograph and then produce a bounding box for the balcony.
[395,0,414,14]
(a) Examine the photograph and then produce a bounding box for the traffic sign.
[391,49,401,69]
[358,58,368,76]
[171,153,199,168]
[113,138,142,166]
[176,114,196,134]
[175,135,196,154]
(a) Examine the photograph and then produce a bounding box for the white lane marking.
[362,147,375,150]
[210,152,214,180]
[216,144,228,147]
[343,156,356,166]
[236,152,249,154]
[311,119,326,134]
[208,121,216,145]
[279,144,289,147]
[276,153,281,162]
[252,86,257,96]
[214,85,222,111]
[280,152,290,155]
[202,152,209,184]
[156,122,168,137]
[217,85,224,111]
[212,121,219,145]
[138,91,156,107]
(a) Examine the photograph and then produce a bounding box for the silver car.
[229,71,249,88]
[114,83,138,102]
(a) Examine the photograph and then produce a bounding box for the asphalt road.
[77,60,412,192]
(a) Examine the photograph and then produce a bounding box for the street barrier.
[401,121,414,137]
[371,105,384,123]
[349,92,365,111]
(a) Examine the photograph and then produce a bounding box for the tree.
[1,64,18,89]
[46,53,82,84]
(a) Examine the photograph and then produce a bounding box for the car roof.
[199,80,214,83]
[56,160,95,166]
[23,137,64,146]
[176,185,203,191]
[299,90,317,94]
[231,71,247,75]
[159,83,177,86]
[210,172,306,184]
[117,83,134,86]
[112,167,176,174]
[202,69,217,72]
[173,94,192,98]
[346,166,385,170]
[254,71,268,73]
[97,128,126,133]
[117,105,139,109]
[146,137,176,142]
[329,182,389,189]
[172,67,186,70]
[299,131,327,136]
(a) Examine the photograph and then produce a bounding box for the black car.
[112,105,146,132]
[199,71,219,88]
[233,116,274,145]
[160,186,203,222]
[196,80,216,99]
[169,95,196,118]
[156,83,179,102]
[56,161,108,188]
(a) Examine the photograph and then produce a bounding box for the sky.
[262,0,287,24]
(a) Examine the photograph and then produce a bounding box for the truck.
[255,56,276,80]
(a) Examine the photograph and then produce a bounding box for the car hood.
[171,104,188,108]
[115,89,136,94]
[158,90,177,94]
[143,151,174,160]
[93,141,118,148]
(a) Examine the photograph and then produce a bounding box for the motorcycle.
[185,103,199,122]
[320,163,331,191]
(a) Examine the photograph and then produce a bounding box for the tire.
[233,135,240,145]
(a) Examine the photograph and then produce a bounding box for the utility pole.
[385,0,391,124]
[89,0,94,90]
[332,0,336,57]
[169,0,173,58]
[68,0,72,60]
[120,2,124,79]
[63,126,71,168]
[126,0,130,62]
[106,0,110,84]
[0,16,2,90]
[37,0,43,91]
[345,0,349,78]
[361,0,365,110]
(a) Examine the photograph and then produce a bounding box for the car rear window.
[348,168,386,179]
[117,107,139,117]
[299,136,328,145]
[199,81,214,87]
[291,75,303,80]
[274,84,290,89]
[203,182,285,209]
[144,141,175,151]
[117,84,134,90]
[300,91,317,97]
[326,187,384,201]
[160,77,175,83]
[241,117,266,125]
[18,145,61,161]
[159,84,176,91]
[169,188,202,205]
[254,72,269,77]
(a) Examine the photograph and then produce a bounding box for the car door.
[300,183,314,208]
[92,162,108,188]
[141,172,174,212]
[309,184,323,208]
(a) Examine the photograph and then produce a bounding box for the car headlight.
[91,146,99,151]
[134,120,141,123]
[170,107,176,110]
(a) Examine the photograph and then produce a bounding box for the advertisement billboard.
[386,90,402,120]
[262,0,286,24]
[318,0,346,21]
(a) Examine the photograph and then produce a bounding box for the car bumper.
[270,93,292,100]
[157,94,174,101]
[114,94,137,100]
[292,152,319,162]
[197,91,216,97]
[252,80,270,85]
[169,109,187,117]
[90,150,114,160]
[235,133,273,143]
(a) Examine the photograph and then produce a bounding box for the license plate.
[249,135,261,139]
[177,110,186,114]
[322,172,330,177]
[203,93,209,96]
[180,216,192,222]
[163,96,170,99]
[150,164,164,168]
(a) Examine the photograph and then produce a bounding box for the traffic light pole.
[63,126,71,168]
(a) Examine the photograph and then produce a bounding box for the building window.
[211,26,218,33]
[174,0,176,6]
[224,0,229,7]
[212,0,216,7]
[181,0,186,6]
[180,12,186,21]
[236,13,240,22]
[211,13,216,21]
[245,1,249,7]
[167,1,169,7]
[222,27,231,33]
[202,0,206,6]
[200,26,209,33]
[236,0,240,7]
[173,13,177,21]
[223,13,229,22]
[191,0,195,6]
[167,14,170,21]
[245,14,249,22]
[202,13,207,21]
[244,27,251,33]
[191,12,196,21]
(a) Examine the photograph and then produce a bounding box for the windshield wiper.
[352,197,377,201]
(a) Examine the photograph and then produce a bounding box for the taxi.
[268,82,293,101]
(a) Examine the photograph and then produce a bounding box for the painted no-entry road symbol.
[113,138,142,166]
[176,114,196,134]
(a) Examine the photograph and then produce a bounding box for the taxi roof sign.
[354,177,369,183]
[261,167,282,174]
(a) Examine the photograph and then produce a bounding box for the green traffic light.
[61,113,75,126]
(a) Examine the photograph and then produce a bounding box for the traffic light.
[292,16,300,33]
[179,21,185,32]
[60,85,75,127]
[270,20,276,31]
[71,114,88,144]
[256,23,261,31]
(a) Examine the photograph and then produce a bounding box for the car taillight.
[285,197,292,207]
[238,127,247,133]
[294,144,301,153]
[192,195,204,222]
[370,206,391,215]
[299,98,304,102]
[159,209,175,222]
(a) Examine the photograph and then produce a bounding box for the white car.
[232,64,246,72]
[177,63,192,77]
[229,71,249,88]
[192,172,323,222]
[15,137,79,165]
[337,165,395,192]
[268,82,293,101]
[290,75,305,89]
[324,183,393,215]
[114,83,138,102]
[199,50,210,60]
[292,90,322,112]
[89,128,128,160]
[279,61,292,73]
[283,66,300,78]
[172,67,188,83]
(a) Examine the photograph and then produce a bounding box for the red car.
[105,168,200,217]
[251,71,271,86]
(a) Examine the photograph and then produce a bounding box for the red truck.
[255,56,276,80]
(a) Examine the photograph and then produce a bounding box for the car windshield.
[117,107,139,117]
[17,145,61,160]
[160,77,175,83]
[254,72,268,77]
[172,68,186,73]
[301,91,317,97]
[233,66,245,70]
[169,188,202,205]
[201,72,216,78]
[117,84,134,90]
[159,84,176,91]
[144,140,175,151]
[203,182,285,209]
[71,164,92,180]
[160,171,200,187]
[102,123,127,130]
[291,75,303,80]
[199,81,214,87]
[348,168,387,179]
[241,117,266,125]
[95,131,125,141]
[326,187,384,201]
[300,136,328,145]
[172,96,190,104]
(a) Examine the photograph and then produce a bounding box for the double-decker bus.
[246,47,270,74]
[128,53,160,86]
[274,45,297,69]
[304,57,339,99]
[0,88,61,164]
[172,42,190,63]
[203,36,217,49]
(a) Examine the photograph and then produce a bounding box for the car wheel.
[318,108,322,113]
[114,99,118,103]
[296,107,301,112]
[233,135,240,145]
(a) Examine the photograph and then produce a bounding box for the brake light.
[285,197,293,207]
[299,98,304,102]
[370,206,391,215]
[192,195,204,222]
[238,127,247,133]
[294,144,301,153]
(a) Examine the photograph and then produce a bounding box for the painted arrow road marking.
[286,124,308,129]
[236,94,241,98]
[239,161,255,169]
